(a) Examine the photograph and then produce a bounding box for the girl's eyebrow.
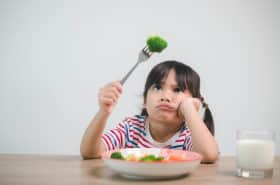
[158,81,166,86]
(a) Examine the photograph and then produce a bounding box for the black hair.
[141,60,215,135]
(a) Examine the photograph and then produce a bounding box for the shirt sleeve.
[184,128,193,151]
[101,121,127,151]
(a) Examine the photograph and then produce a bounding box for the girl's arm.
[80,81,122,159]
[179,98,219,163]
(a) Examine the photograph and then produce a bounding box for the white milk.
[236,139,275,169]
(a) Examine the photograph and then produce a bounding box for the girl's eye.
[173,87,182,93]
[153,84,162,91]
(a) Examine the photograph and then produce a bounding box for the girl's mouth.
[156,104,176,111]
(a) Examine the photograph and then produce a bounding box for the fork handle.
[120,61,140,85]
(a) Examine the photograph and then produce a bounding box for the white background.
[0,0,279,155]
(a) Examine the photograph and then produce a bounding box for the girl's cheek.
[183,90,192,97]
[178,93,188,101]
[176,93,189,105]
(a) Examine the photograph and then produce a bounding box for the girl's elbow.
[80,142,105,160]
[80,149,91,160]
[81,155,91,160]
[80,150,100,160]
[80,147,100,160]
[201,151,219,163]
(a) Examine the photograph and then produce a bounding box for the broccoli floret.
[110,152,124,160]
[146,35,168,53]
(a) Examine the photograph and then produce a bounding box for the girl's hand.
[98,81,123,114]
[178,97,202,120]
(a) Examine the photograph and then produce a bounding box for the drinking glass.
[236,130,275,178]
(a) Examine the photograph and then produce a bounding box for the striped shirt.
[101,115,192,151]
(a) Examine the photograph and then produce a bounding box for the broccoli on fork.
[120,35,168,85]
[146,35,168,53]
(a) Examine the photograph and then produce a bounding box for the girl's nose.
[160,90,171,102]
[160,97,170,102]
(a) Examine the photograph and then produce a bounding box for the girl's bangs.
[148,65,189,91]
[174,67,188,91]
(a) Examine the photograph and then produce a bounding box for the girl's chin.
[147,110,183,122]
[152,114,181,123]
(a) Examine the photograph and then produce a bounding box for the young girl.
[80,60,219,162]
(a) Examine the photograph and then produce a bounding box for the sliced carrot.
[168,154,185,161]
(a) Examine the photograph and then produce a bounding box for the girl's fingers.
[179,97,201,114]
[193,98,202,111]
[105,81,123,93]
[103,82,122,96]
[100,97,114,105]
[111,81,123,93]
[177,102,185,121]
[99,92,118,104]
[98,81,122,112]
[99,97,114,113]
[98,81,123,107]
[102,93,118,103]
[99,87,120,100]
[102,87,120,100]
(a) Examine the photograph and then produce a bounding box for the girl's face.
[145,69,192,125]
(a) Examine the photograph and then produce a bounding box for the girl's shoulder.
[122,115,146,127]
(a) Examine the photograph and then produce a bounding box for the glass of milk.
[236,130,275,178]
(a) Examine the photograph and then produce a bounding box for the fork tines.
[142,46,153,57]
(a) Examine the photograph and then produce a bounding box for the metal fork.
[120,46,153,85]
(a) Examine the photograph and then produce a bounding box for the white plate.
[102,148,202,179]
